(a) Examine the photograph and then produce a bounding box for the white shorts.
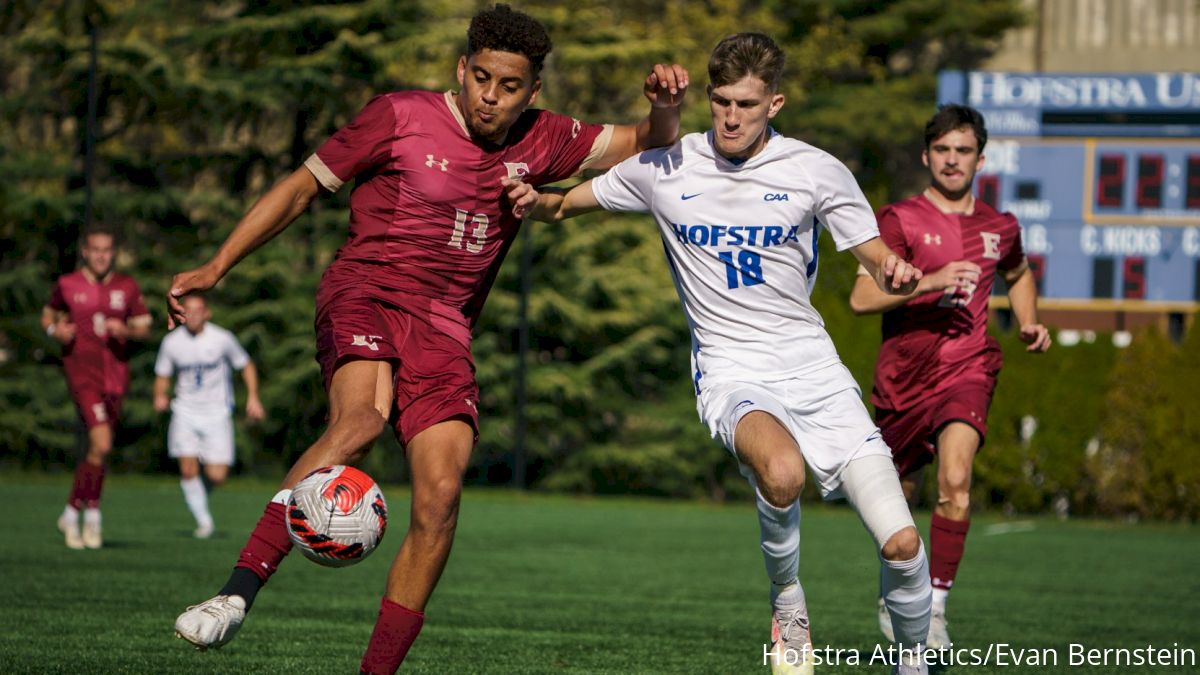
[697,362,890,499]
[168,408,235,465]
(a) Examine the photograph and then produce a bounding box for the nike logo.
[681,193,702,200]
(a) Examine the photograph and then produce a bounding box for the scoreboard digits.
[940,70,1200,309]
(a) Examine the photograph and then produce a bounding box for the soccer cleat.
[194,523,214,539]
[877,596,895,643]
[175,595,247,650]
[57,513,84,550]
[82,521,103,549]
[768,602,814,675]
[892,653,930,675]
[926,607,950,650]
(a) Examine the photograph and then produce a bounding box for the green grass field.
[2,473,1198,674]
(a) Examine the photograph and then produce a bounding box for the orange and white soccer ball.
[286,465,388,567]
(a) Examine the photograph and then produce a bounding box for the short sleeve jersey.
[155,323,251,415]
[591,130,879,386]
[47,271,149,397]
[871,194,1026,411]
[304,91,608,329]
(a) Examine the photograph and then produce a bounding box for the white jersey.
[591,130,879,387]
[154,323,250,415]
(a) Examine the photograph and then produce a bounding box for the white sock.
[62,504,79,522]
[181,477,213,529]
[881,541,933,648]
[756,487,800,598]
[83,508,101,528]
[932,587,949,614]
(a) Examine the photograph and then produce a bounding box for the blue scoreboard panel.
[939,71,1200,310]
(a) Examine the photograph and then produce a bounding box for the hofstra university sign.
[937,71,1200,136]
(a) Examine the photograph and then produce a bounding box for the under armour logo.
[350,335,382,351]
[465,398,477,411]
[425,155,449,171]
[924,233,942,245]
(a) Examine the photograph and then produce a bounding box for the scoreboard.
[938,71,1200,309]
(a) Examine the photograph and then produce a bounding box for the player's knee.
[412,476,463,535]
[938,476,972,516]
[881,526,922,562]
[329,405,387,461]
[758,455,805,506]
[88,438,112,458]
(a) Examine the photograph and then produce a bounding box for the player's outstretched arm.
[849,256,981,315]
[168,167,320,327]
[153,375,171,413]
[591,64,688,170]
[502,177,603,223]
[1004,262,1051,352]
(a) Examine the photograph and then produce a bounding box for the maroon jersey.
[47,271,150,397]
[871,194,1025,412]
[304,90,607,337]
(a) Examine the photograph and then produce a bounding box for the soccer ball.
[286,465,388,568]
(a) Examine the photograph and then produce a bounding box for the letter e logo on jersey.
[504,162,530,180]
[351,335,382,351]
[924,233,942,246]
[425,155,449,172]
[981,232,1002,259]
[109,289,126,310]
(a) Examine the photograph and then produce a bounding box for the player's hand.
[104,317,129,339]
[168,264,222,329]
[643,63,689,108]
[52,319,77,345]
[153,394,170,413]
[879,254,923,295]
[246,396,266,423]
[501,177,539,218]
[1019,323,1052,353]
[923,260,981,293]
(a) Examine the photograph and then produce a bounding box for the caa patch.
[764,193,789,201]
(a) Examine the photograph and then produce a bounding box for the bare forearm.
[1007,268,1040,326]
[154,376,171,401]
[241,362,260,400]
[209,170,318,278]
[635,104,681,152]
[849,276,927,314]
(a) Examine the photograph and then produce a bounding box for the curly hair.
[467,4,553,75]
[925,104,988,152]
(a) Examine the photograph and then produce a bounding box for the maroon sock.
[68,461,105,509]
[359,598,425,675]
[67,462,89,510]
[234,501,293,582]
[929,513,971,590]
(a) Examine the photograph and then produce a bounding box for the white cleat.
[82,522,103,549]
[57,514,84,550]
[768,603,814,675]
[877,596,895,643]
[926,607,950,650]
[892,652,930,675]
[175,595,247,650]
[193,523,214,539]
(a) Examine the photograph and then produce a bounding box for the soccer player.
[168,5,687,672]
[848,104,1052,649]
[154,294,264,539]
[44,227,152,549]
[506,32,932,675]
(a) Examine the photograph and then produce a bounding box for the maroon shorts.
[875,374,997,478]
[314,286,479,447]
[73,390,123,430]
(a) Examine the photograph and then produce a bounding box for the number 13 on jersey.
[718,250,764,289]
[448,209,488,253]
